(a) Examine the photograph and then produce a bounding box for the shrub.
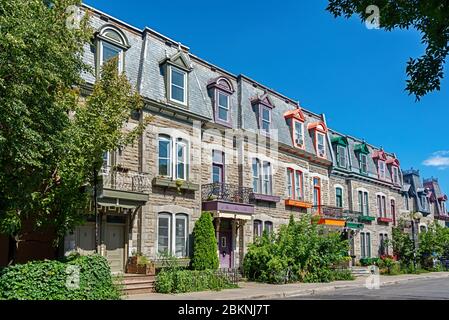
[331,269,355,281]
[0,254,121,300]
[359,258,381,266]
[191,212,219,271]
[243,215,351,284]
[155,269,237,294]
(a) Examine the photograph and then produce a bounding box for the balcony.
[201,183,254,215]
[377,217,393,224]
[285,198,313,209]
[312,205,346,227]
[98,166,150,208]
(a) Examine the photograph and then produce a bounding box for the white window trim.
[293,120,305,148]
[158,134,190,180]
[99,40,124,73]
[378,160,386,179]
[169,66,187,106]
[217,91,230,122]
[295,170,303,200]
[316,132,326,158]
[262,161,272,195]
[157,212,189,258]
[335,186,344,208]
[253,158,261,194]
[260,106,271,135]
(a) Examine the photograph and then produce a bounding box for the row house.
[424,178,449,226]
[328,130,405,263]
[59,4,447,273]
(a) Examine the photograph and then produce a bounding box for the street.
[285,277,449,300]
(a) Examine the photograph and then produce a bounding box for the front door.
[78,224,95,255]
[105,224,125,274]
[219,231,232,269]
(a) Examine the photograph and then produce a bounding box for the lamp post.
[410,212,423,269]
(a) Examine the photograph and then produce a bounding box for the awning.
[213,212,252,221]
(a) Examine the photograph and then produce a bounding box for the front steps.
[120,274,156,296]
[351,267,371,276]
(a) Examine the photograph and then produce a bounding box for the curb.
[236,273,449,300]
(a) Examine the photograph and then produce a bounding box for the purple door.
[219,231,232,268]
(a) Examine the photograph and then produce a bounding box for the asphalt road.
[285,278,449,300]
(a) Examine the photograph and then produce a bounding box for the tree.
[191,212,219,270]
[0,0,150,264]
[392,226,415,268]
[326,0,449,100]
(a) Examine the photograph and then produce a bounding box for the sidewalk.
[126,272,449,300]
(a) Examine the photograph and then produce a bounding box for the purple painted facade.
[250,193,281,203]
[202,200,254,215]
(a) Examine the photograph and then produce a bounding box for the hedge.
[155,269,237,294]
[0,254,121,300]
[191,212,219,270]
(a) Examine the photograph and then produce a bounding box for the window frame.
[392,166,400,185]
[157,213,172,255]
[262,161,272,195]
[216,91,230,123]
[158,135,173,178]
[336,145,347,168]
[175,138,187,181]
[260,105,271,136]
[174,214,188,258]
[99,39,124,73]
[169,66,188,106]
[286,168,294,199]
[336,187,343,208]
[378,160,386,180]
[212,150,225,184]
[316,132,326,158]
[359,153,368,174]
[253,220,263,240]
[294,170,304,200]
[252,158,261,193]
[293,119,305,149]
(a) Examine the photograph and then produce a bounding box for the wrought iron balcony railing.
[100,166,151,193]
[201,183,253,204]
[312,206,365,220]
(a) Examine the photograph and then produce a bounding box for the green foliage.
[359,257,381,266]
[0,0,151,259]
[155,269,237,294]
[418,223,449,269]
[243,215,351,284]
[392,226,415,268]
[331,268,355,281]
[0,254,121,300]
[326,0,449,100]
[191,212,219,271]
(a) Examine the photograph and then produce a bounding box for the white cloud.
[423,151,449,169]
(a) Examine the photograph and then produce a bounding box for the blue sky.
[84,0,449,193]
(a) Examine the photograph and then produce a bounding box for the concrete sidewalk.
[126,272,449,300]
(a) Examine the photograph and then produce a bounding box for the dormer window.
[170,67,187,104]
[308,121,328,158]
[96,25,130,76]
[160,50,192,107]
[251,93,275,136]
[378,160,386,179]
[331,136,348,168]
[207,77,235,127]
[284,108,305,149]
[372,150,388,180]
[387,157,401,185]
[354,142,370,174]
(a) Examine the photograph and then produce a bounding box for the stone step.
[122,275,156,284]
[124,285,155,296]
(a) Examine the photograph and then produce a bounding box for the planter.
[126,256,155,275]
[152,177,199,192]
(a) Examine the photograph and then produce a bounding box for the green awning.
[331,136,348,147]
[346,222,364,230]
[354,143,369,154]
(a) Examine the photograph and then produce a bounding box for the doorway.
[105,223,125,273]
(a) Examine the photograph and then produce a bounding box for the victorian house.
[424,178,449,227]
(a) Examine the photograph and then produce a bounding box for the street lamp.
[410,212,423,269]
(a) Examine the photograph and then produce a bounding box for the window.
[261,107,271,134]
[158,213,188,257]
[378,160,386,179]
[337,145,347,168]
[217,92,230,122]
[403,194,409,211]
[313,177,321,208]
[212,150,225,183]
[377,195,387,217]
[391,199,396,225]
[264,221,273,234]
[286,168,294,198]
[294,121,304,147]
[294,170,303,200]
[360,154,368,174]
[336,187,343,208]
[176,139,187,180]
[358,191,369,215]
[316,133,326,158]
[379,233,389,256]
[102,151,111,169]
[253,220,263,240]
[421,195,428,210]
[252,159,261,193]
[158,213,171,255]
[262,161,272,195]
[100,41,123,72]
[158,135,172,177]
[170,67,187,104]
[360,232,371,258]
[158,135,189,180]
[392,166,400,184]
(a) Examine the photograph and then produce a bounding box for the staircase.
[350,266,371,276]
[121,274,156,296]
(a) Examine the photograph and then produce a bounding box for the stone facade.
[62,4,448,273]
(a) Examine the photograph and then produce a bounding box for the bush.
[331,269,355,281]
[243,215,351,284]
[359,258,381,266]
[191,212,219,271]
[0,254,121,300]
[155,269,237,294]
